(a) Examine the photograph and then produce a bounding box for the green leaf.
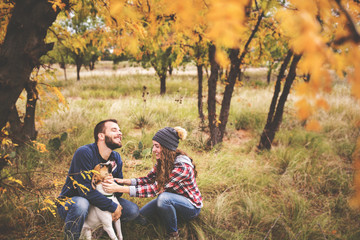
[9,151,16,158]
[138,141,143,150]
[48,137,61,151]
[133,150,141,159]
[60,132,68,142]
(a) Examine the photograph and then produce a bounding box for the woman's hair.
[155,147,197,190]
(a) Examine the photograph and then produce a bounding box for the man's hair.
[94,119,118,142]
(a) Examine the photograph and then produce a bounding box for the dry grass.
[1,61,360,239]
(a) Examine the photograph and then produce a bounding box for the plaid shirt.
[131,155,203,208]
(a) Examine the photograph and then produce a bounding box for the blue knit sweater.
[58,143,123,213]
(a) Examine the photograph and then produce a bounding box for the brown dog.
[81,163,123,240]
[91,163,113,189]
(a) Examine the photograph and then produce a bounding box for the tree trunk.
[218,49,240,141]
[8,105,23,142]
[76,55,82,81]
[267,62,274,84]
[8,80,39,144]
[197,64,205,123]
[258,50,293,150]
[60,55,68,81]
[266,51,293,126]
[0,0,66,131]
[89,55,96,70]
[258,53,302,150]
[217,11,264,144]
[63,64,68,81]
[207,44,220,147]
[23,80,38,140]
[151,60,167,95]
[168,63,173,76]
[160,73,166,95]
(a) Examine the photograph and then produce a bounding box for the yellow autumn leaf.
[206,0,247,48]
[43,197,55,206]
[215,49,230,69]
[127,39,138,55]
[49,0,66,12]
[8,177,24,187]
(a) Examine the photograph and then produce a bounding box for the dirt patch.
[224,129,252,145]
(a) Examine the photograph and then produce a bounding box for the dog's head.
[91,163,112,190]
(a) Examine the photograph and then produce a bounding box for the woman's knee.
[157,192,173,208]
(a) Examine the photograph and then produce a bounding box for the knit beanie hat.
[152,127,187,151]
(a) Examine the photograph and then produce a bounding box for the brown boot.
[167,231,179,240]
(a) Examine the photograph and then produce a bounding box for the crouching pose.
[102,127,203,239]
[56,119,139,240]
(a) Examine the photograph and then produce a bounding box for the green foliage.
[48,132,68,151]
[233,109,266,132]
[132,141,152,160]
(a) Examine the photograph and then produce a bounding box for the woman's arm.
[114,178,132,185]
[102,181,130,194]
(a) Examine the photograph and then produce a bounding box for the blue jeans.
[57,196,139,240]
[139,192,201,233]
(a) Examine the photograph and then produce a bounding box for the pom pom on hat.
[174,126,187,140]
[152,126,187,151]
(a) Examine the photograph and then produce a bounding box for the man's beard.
[105,135,122,150]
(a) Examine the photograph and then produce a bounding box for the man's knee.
[121,201,140,222]
[72,196,90,216]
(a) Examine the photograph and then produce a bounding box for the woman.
[102,127,203,238]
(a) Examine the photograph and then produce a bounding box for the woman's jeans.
[57,196,139,240]
[139,192,201,233]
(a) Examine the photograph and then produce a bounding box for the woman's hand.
[102,181,120,193]
[104,174,114,184]
[102,181,130,194]
[114,178,132,185]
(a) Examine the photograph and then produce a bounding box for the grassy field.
[1,61,360,239]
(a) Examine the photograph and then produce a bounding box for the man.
[57,119,139,240]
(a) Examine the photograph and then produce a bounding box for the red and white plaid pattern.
[134,161,203,208]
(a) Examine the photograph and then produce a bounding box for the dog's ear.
[91,164,101,190]
[91,174,97,190]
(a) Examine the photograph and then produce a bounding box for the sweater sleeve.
[135,166,157,185]
[70,147,118,212]
[130,166,158,197]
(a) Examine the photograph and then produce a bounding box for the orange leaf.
[315,98,329,111]
[295,98,312,121]
[305,119,321,132]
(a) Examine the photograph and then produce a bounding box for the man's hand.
[112,204,122,222]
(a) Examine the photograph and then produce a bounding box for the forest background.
[0,0,360,239]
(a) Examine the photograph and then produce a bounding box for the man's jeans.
[138,192,201,233]
[57,196,139,240]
